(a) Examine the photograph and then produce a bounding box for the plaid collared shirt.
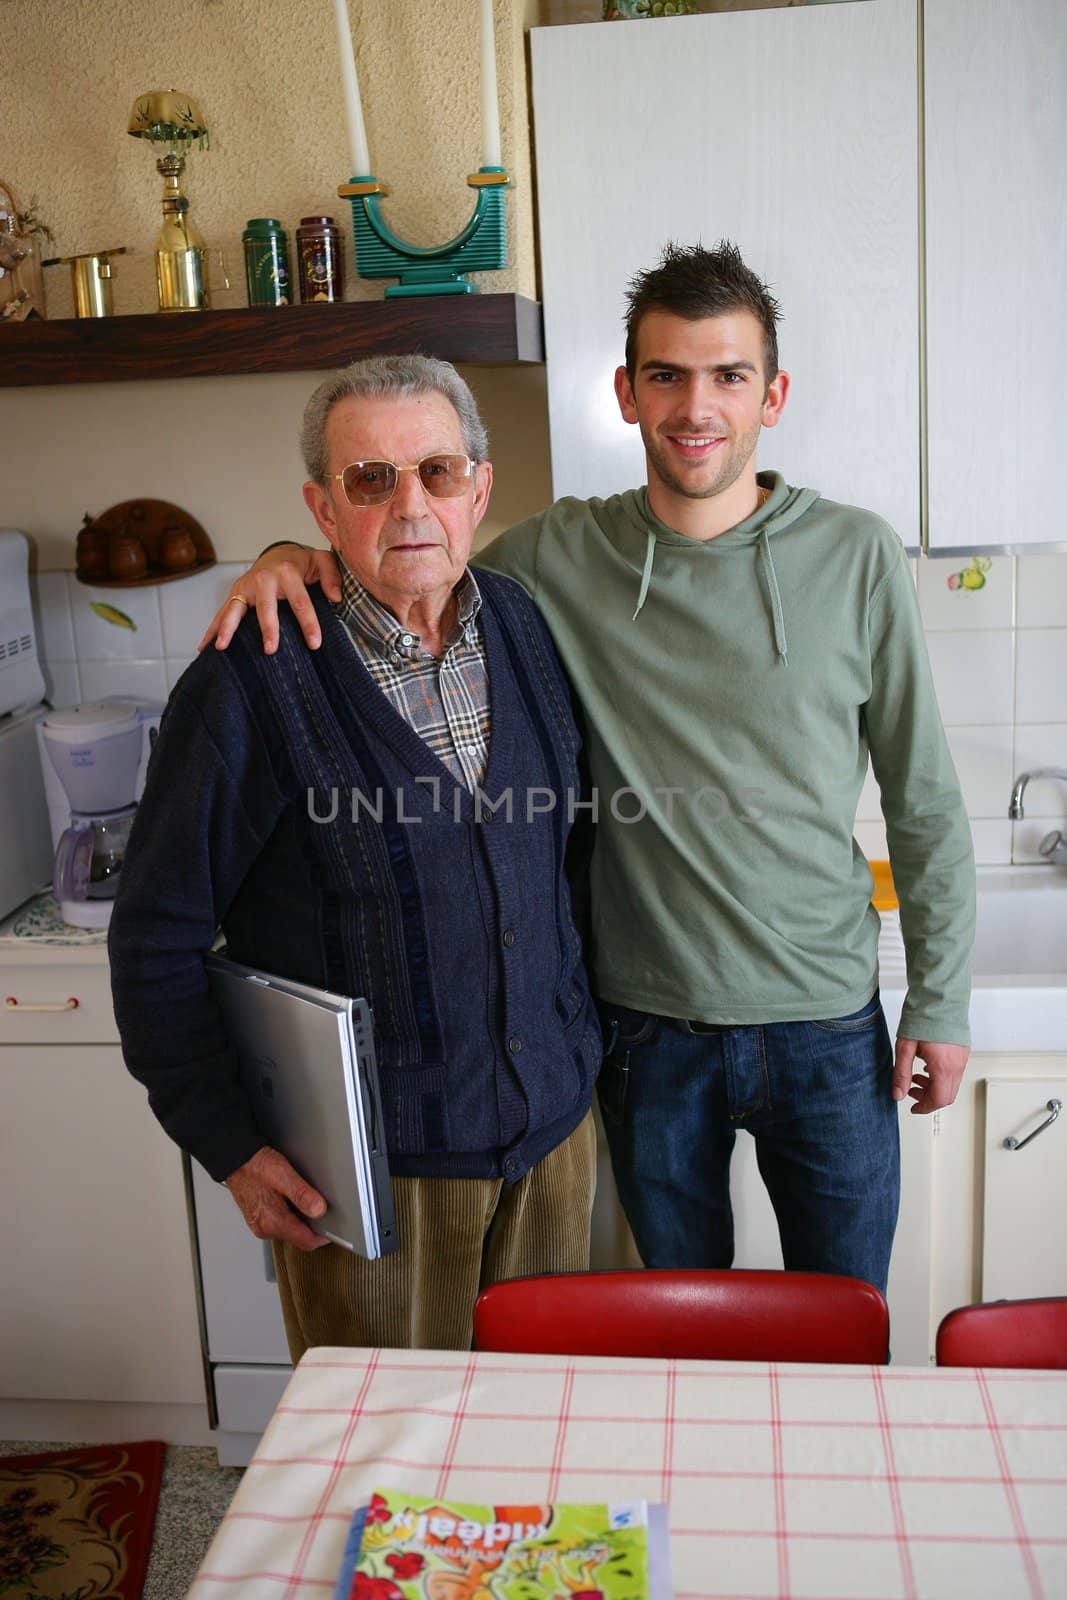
[336,563,490,792]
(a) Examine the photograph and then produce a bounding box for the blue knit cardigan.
[110,573,600,1184]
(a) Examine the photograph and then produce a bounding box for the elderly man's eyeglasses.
[326,454,477,508]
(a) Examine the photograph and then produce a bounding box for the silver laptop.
[205,953,396,1258]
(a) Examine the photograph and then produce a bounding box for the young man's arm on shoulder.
[863,544,975,1113]
[200,543,341,654]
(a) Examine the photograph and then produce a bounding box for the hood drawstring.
[632,528,656,621]
[632,519,790,665]
[759,527,789,665]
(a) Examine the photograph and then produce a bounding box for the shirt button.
[400,632,416,646]
[502,929,516,947]
[508,1035,523,1054]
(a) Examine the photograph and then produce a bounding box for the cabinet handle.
[1003,1098,1062,1151]
[4,995,80,1012]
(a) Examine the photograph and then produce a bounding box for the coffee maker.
[36,699,163,928]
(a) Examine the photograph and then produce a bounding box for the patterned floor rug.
[0,1440,164,1599]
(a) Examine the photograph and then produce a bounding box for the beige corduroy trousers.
[272,1110,596,1359]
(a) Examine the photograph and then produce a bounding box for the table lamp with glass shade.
[127,90,224,312]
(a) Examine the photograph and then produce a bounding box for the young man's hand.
[892,1037,969,1113]
[224,1145,330,1251]
[199,544,342,655]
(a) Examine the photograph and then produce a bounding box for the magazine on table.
[333,1489,672,1600]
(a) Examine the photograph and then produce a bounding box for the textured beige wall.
[1,0,552,570]
[4,0,537,316]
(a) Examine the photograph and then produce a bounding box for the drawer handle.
[1003,1098,1062,1152]
[5,995,80,1012]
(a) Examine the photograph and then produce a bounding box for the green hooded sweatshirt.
[475,470,975,1044]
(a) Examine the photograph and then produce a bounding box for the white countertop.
[0,893,110,965]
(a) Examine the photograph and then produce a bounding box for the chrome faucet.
[1009,768,1067,866]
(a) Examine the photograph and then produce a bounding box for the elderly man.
[109,355,599,1358]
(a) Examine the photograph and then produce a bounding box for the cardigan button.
[502,929,516,947]
[504,1157,518,1176]
[508,1035,523,1054]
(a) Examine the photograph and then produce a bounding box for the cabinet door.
[531,0,920,541]
[0,1044,204,1405]
[925,0,1067,549]
[982,1075,1067,1299]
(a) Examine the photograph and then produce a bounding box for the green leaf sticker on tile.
[90,601,137,630]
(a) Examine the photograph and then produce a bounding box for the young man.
[111,356,600,1359]
[205,244,974,1295]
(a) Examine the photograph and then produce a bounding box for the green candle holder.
[338,167,511,298]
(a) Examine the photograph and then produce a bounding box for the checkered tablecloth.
[191,1349,1067,1600]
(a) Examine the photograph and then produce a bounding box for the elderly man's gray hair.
[300,354,490,485]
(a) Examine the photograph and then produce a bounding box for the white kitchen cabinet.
[0,947,206,1421]
[929,1052,1067,1337]
[982,1075,1067,1300]
[531,0,921,541]
[925,0,1067,550]
[534,2,1066,557]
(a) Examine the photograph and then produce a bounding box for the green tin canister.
[242,218,291,307]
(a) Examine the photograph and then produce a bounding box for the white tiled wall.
[29,552,1067,869]
[29,564,249,712]
[854,553,1067,867]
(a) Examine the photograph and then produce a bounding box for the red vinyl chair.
[473,1268,889,1364]
[936,1298,1067,1369]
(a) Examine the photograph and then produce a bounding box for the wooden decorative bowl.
[74,498,216,587]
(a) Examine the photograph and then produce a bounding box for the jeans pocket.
[594,999,661,1054]
[810,991,883,1034]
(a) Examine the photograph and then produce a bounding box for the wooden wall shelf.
[0,294,544,388]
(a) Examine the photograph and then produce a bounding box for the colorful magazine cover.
[340,1490,657,1600]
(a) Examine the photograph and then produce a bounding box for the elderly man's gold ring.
[230,592,251,608]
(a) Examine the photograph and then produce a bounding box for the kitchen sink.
[879,865,1067,1053]
[972,866,1067,978]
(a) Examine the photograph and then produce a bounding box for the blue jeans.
[595,993,900,1295]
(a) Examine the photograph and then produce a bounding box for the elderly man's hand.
[199,544,342,656]
[224,1145,331,1251]
[892,1037,969,1114]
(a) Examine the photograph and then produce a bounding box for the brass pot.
[45,248,127,318]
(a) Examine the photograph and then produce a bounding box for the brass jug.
[154,152,226,312]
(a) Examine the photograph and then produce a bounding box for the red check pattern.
[191,1349,1067,1600]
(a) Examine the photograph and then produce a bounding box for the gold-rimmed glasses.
[326,454,477,508]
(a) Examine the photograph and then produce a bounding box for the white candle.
[480,0,502,168]
[332,0,371,177]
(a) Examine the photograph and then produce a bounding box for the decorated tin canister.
[296,215,343,304]
[242,218,291,307]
